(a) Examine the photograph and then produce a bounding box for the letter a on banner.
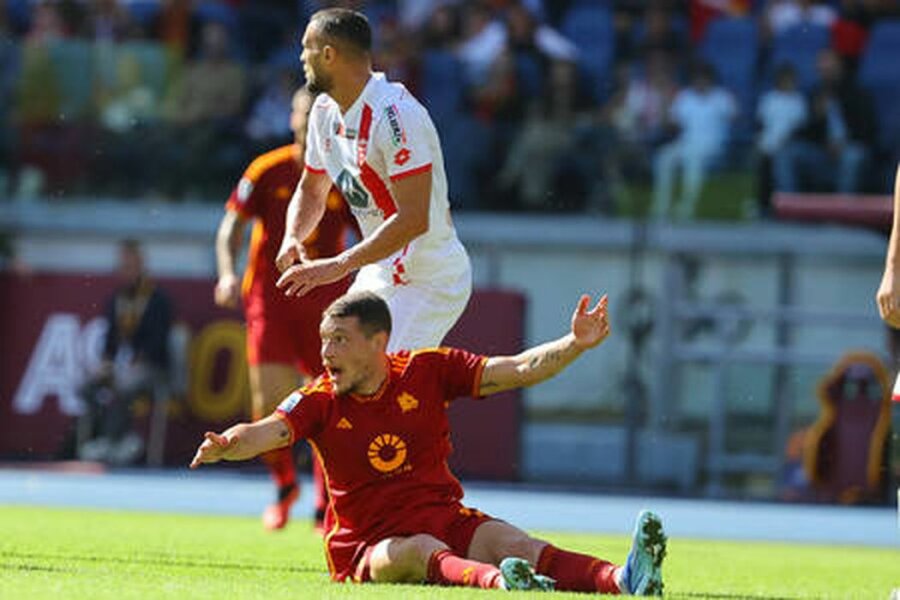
[13,313,85,416]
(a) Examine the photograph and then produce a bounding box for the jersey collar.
[342,72,384,123]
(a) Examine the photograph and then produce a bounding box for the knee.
[370,534,447,583]
[493,533,545,566]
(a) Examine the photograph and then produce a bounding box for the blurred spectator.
[652,62,737,220]
[763,0,837,39]
[244,65,296,153]
[773,49,876,194]
[154,0,193,56]
[610,50,679,177]
[84,0,138,42]
[457,1,506,87]
[497,59,591,210]
[756,64,808,216]
[78,240,173,465]
[153,21,247,197]
[689,0,752,43]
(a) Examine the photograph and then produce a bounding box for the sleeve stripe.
[305,165,327,174]
[471,356,488,399]
[389,163,432,182]
[273,410,297,445]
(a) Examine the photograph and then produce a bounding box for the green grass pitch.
[1,506,897,599]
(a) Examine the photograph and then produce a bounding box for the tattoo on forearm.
[527,348,565,371]
[279,425,289,439]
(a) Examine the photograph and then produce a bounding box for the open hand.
[276,257,348,298]
[571,294,610,350]
[189,431,235,469]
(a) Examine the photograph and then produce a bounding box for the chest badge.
[397,392,419,413]
[368,433,407,473]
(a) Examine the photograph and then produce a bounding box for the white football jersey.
[305,72,468,287]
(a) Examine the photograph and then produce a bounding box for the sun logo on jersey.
[367,433,407,473]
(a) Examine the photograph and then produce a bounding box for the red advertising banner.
[0,272,523,480]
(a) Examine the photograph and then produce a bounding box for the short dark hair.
[310,8,371,55]
[324,291,391,337]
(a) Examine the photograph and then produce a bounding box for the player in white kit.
[276,8,471,352]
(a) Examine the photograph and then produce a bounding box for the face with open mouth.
[320,315,385,396]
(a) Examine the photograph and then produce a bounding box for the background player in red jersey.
[214,88,356,531]
[191,292,668,595]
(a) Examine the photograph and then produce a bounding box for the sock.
[536,544,620,594]
[427,549,503,589]
[260,446,297,494]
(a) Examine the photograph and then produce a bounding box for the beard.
[306,69,333,95]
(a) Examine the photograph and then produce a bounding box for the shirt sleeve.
[225,169,261,218]
[438,347,489,401]
[375,100,434,182]
[304,105,327,174]
[274,387,326,443]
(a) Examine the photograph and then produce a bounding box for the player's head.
[320,291,392,394]
[117,238,145,286]
[301,8,371,94]
[290,87,315,157]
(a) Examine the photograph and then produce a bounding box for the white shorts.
[348,260,472,353]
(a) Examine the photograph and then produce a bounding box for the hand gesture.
[876,266,900,329]
[571,294,610,350]
[276,257,348,298]
[214,274,240,309]
[275,237,302,273]
[189,431,235,469]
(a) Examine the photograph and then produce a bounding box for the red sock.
[536,544,620,594]
[260,446,296,491]
[427,549,503,589]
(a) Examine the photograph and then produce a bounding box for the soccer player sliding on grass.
[191,291,667,594]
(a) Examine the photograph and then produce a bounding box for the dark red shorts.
[325,502,494,583]
[245,278,351,374]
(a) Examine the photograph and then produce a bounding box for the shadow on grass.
[0,550,319,574]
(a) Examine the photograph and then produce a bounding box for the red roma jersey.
[225,145,357,319]
[275,348,487,540]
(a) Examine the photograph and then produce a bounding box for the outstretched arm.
[876,163,900,328]
[478,294,609,397]
[189,414,291,469]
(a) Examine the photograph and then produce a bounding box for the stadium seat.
[767,23,831,91]
[803,351,891,504]
[123,0,162,27]
[194,0,240,33]
[857,20,900,155]
[560,4,615,100]
[700,17,759,142]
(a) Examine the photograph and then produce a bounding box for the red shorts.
[245,278,351,374]
[325,502,494,583]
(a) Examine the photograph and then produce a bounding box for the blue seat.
[858,20,900,154]
[195,1,240,32]
[123,0,162,27]
[560,5,614,101]
[701,17,759,142]
[768,23,830,91]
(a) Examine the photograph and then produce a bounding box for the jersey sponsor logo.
[393,148,411,166]
[385,104,406,146]
[236,178,253,203]
[367,433,407,473]
[278,391,303,413]
[336,417,353,430]
[396,392,419,413]
[336,169,371,209]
